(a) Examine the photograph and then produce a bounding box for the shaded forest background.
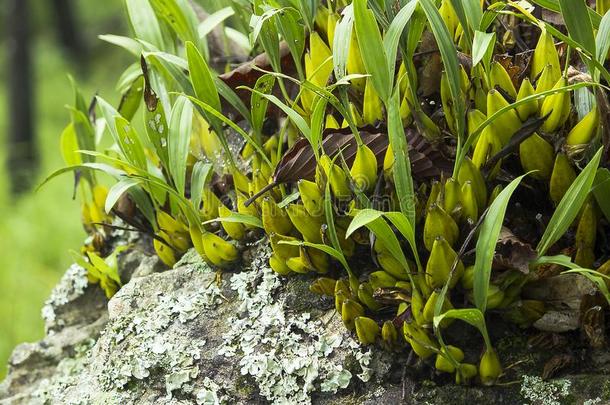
[0,0,130,377]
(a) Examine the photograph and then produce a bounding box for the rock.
[2,244,610,404]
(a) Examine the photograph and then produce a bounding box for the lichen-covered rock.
[2,244,610,404]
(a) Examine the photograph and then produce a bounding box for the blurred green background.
[0,0,130,378]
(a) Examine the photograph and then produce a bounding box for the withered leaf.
[274,132,388,184]
[373,287,412,306]
[275,128,452,185]
[141,56,158,112]
[218,42,295,115]
[245,128,452,206]
[494,227,537,274]
[542,353,574,380]
[580,292,607,349]
[527,332,568,350]
[582,305,605,349]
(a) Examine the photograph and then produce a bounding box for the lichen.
[41,264,89,330]
[98,266,220,394]
[218,246,375,404]
[520,375,571,405]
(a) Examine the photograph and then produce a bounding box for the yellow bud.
[355,316,380,345]
[540,76,571,133]
[519,133,555,180]
[566,108,599,146]
[479,348,502,385]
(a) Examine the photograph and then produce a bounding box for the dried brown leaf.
[542,354,574,380]
[494,227,537,274]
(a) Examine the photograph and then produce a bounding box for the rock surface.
[2,242,610,404]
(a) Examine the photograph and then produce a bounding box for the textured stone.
[2,244,610,405]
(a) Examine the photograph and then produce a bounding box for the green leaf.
[533,254,580,269]
[247,90,312,142]
[204,213,263,229]
[60,124,80,166]
[558,0,596,61]
[198,7,234,39]
[114,116,148,170]
[595,10,610,78]
[215,78,252,123]
[345,208,383,238]
[251,11,281,73]
[531,0,602,28]
[99,34,144,56]
[105,178,140,214]
[387,89,416,226]
[384,211,422,271]
[353,213,412,281]
[462,0,483,31]
[433,308,491,348]
[310,96,328,157]
[251,74,276,140]
[419,0,465,139]
[474,173,528,313]
[168,97,193,196]
[144,94,170,170]
[449,0,481,47]
[383,0,418,81]
[118,75,144,121]
[353,0,391,102]
[150,0,202,52]
[593,168,610,222]
[280,240,351,274]
[332,4,354,81]
[37,163,126,191]
[185,95,271,167]
[472,31,496,70]
[186,41,221,112]
[564,269,610,306]
[128,185,158,231]
[190,161,213,212]
[125,0,166,49]
[278,190,300,208]
[537,148,603,256]
[275,8,306,79]
[117,63,143,94]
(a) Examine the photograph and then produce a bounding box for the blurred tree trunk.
[50,0,85,62]
[7,0,36,194]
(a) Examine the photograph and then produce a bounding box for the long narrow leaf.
[353,0,391,102]
[420,0,465,139]
[383,1,418,81]
[186,41,221,112]
[105,178,140,213]
[558,0,596,70]
[537,148,603,256]
[387,89,415,226]
[474,173,528,312]
[168,97,193,196]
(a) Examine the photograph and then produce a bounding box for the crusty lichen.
[520,375,571,405]
[218,246,380,404]
[41,264,89,331]
[98,265,221,394]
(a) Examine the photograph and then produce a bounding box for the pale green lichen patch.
[98,268,221,394]
[218,247,380,404]
[41,264,89,330]
[520,375,571,405]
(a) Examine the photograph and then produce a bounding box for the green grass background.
[0,1,129,378]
